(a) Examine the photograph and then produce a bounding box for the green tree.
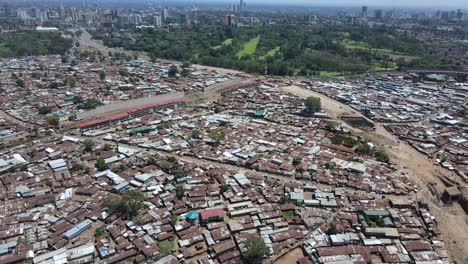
[191,129,201,139]
[95,157,108,171]
[279,195,289,205]
[67,77,77,87]
[327,224,337,235]
[95,225,106,237]
[38,106,52,115]
[16,79,25,88]
[182,61,191,68]
[79,99,103,110]
[119,68,129,77]
[168,65,178,77]
[220,184,229,193]
[105,189,146,220]
[181,67,190,77]
[83,139,95,152]
[208,130,225,145]
[44,115,59,126]
[243,235,269,263]
[305,96,321,114]
[170,215,178,225]
[175,185,185,199]
[292,157,302,166]
[49,82,60,89]
[99,70,106,81]
[375,148,390,163]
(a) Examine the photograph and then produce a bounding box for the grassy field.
[371,62,398,71]
[212,38,233,50]
[0,45,11,56]
[282,210,295,217]
[259,46,280,60]
[320,71,341,77]
[265,46,280,57]
[236,35,260,59]
[341,39,395,54]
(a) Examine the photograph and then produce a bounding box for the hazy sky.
[234,0,468,8]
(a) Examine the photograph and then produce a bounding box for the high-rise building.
[441,11,449,20]
[129,14,142,25]
[17,9,29,20]
[240,0,243,12]
[153,14,162,27]
[374,9,383,19]
[456,9,463,20]
[162,8,169,22]
[361,6,368,18]
[222,14,235,26]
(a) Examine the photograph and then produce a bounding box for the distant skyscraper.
[441,11,449,20]
[239,0,243,12]
[162,8,169,22]
[374,9,383,19]
[361,6,368,18]
[153,15,162,27]
[456,9,463,20]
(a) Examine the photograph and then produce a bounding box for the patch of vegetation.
[220,184,229,193]
[38,106,52,115]
[208,130,225,145]
[95,225,106,237]
[157,240,174,257]
[83,139,95,152]
[304,96,321,114]
[327,224,337,235]
[99,24,459,75]
[375,148,390,163]
[243,235,269,263]
[95,157,108,171]
[0,32,72,57]
[105,189,146,220]
[44,115,59,126]
[79,99,103,110]
[331,132,359,148]
[236,35,260,58]
[282,210,295,217]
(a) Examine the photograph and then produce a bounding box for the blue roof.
[186,212,199,220]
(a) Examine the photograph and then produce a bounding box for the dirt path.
[274,247,304,264]
[0,110,29,127]
[280,84,468,263]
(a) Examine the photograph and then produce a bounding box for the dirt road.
[280,84,468,263]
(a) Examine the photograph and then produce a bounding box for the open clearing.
[236,35,260,58]
[212,38,233,49]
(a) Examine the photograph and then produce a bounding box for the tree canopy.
[305,96,321,114]
[0,32,73,57]
[243,235,269,264]
[98,23,460,75]
[105,189,146,220]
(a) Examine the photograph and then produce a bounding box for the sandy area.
[274,247,304,264]
[280,85,468,263]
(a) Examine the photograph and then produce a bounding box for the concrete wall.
[76,92,185,120]
[203,78,246,95]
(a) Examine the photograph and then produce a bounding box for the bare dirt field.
[280,84,468,263]
[274,247,304,264]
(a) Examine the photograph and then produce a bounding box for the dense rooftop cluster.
[1,61,453,263]
[298,74,468,182]
[0,56,240,125]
